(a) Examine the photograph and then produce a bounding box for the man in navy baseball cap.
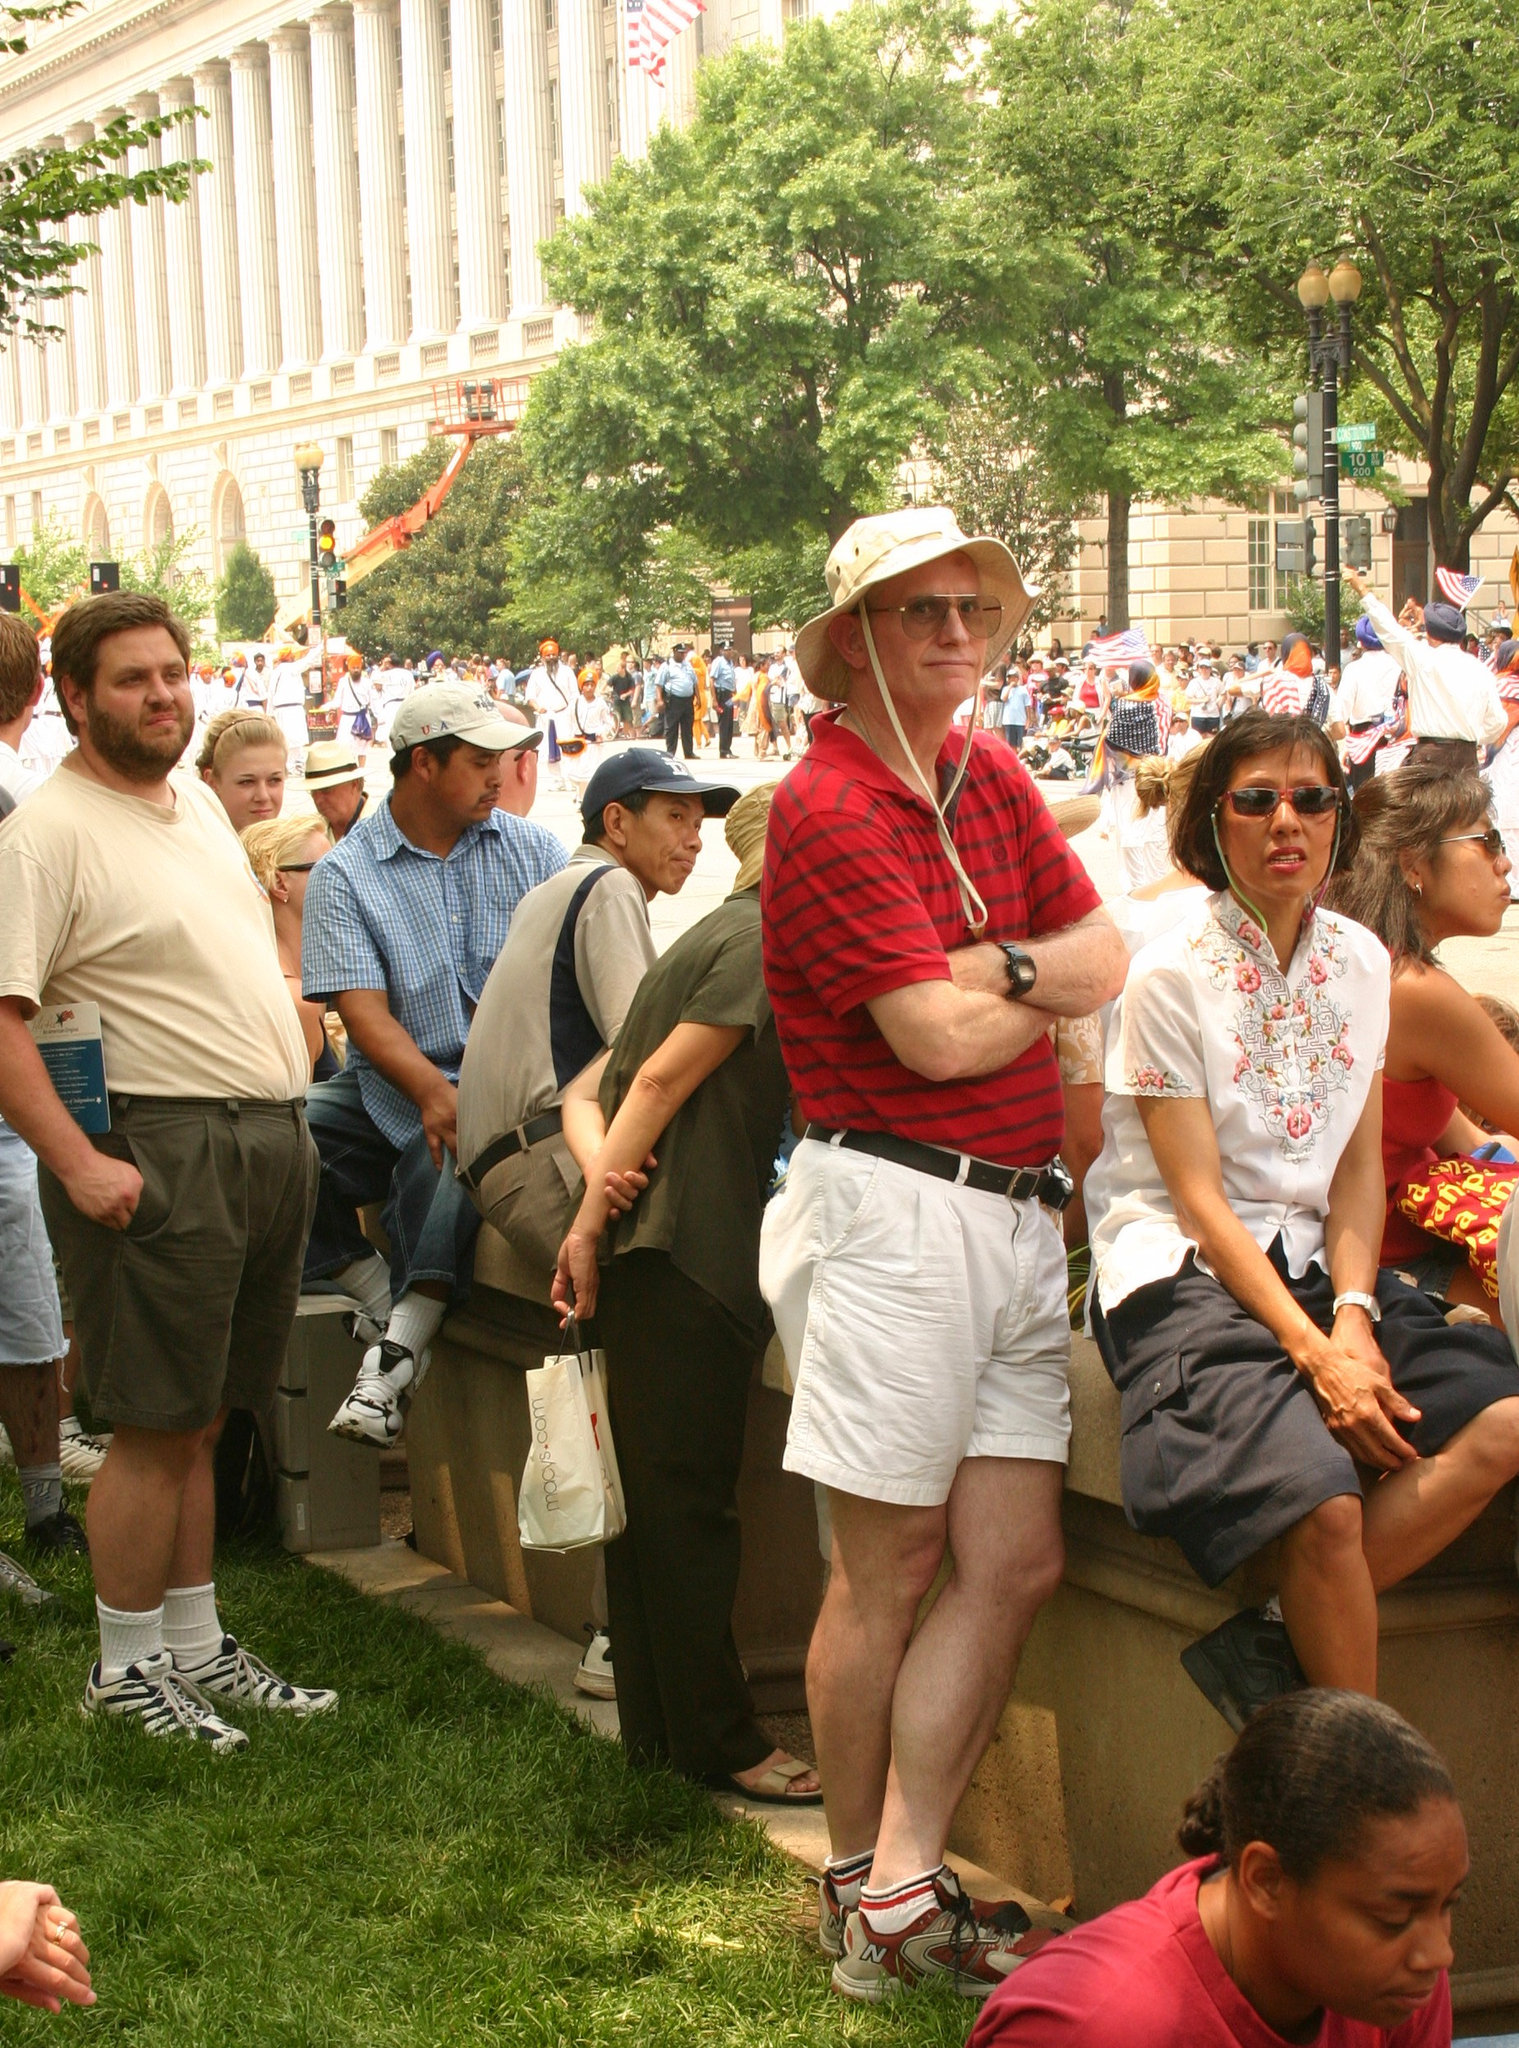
[580,746,739,829]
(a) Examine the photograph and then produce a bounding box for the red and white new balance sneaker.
[831,1866,1058,2002]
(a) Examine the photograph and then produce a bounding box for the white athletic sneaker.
[178,1635,338,1716]
[58,1421,112,1485]
[0,1549,52,1608]
[82,1652,249,1751]
[327,1339,423,1446]
[573,1626,615,1699]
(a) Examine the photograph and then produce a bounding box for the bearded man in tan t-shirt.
[0,591,337,1750]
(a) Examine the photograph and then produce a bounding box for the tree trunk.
[1106,490,1131,630]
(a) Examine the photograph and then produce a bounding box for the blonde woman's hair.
[1132,755,1172,816]
[241,815,331,891]
[196,708,286,775]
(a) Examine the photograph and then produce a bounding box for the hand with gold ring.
[0,1882,95,2011]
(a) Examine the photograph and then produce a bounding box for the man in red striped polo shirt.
[760,508,1128,2004]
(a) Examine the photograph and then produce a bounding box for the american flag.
[1435,567,1483,609]
[1345,717,1393,764]
[1260,671,1305,718]
[1086,628,1151,668]
[627,0,703,75]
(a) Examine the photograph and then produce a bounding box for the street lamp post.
[295,443,325,637]
[1296,259,1361,671]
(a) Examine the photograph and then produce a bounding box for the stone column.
[756,0,783,41]
[125,94,173,397]
[501,0,554,310]
[36,142,77,422]
[94,110,139,405]
[0,347,20,435]
[352,0,408,349]
[665,21,697,130]
[308,8,366,358]
[156,80,207,392]
[63,123,108,415]
[449,0,506,323]
[230,45,283,376]
[267,27,324,367]
[557,0,611,216]
[399,0,454,337]
[619,4,650,164]
[192,61,243,384]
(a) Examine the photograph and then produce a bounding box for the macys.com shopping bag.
[518,1326,626,1553]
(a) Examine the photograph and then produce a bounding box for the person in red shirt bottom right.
[969,1689,1460,2048]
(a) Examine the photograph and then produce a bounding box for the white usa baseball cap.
[388,681,540,754]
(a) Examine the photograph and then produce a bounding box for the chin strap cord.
[857,603,989,936]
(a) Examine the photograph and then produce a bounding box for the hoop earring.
[1411,878,1423,896]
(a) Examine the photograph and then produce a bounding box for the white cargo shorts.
[760,1135,1072,1507]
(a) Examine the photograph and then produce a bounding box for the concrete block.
[276,1297,380,1554]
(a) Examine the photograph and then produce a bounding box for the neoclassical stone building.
[0,0,821,611]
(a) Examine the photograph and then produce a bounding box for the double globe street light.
[1296,258,1362,668]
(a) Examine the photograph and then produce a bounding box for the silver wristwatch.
[1332,1290,1381,1322]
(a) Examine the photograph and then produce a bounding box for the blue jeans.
[301,1069,480,1308]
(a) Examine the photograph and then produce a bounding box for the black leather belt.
[803,1124,1073,1210]
[459,1108,564,1193]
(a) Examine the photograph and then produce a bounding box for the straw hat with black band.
[793,507,1038,936]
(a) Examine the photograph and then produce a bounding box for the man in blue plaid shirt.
[301,681,567,1445]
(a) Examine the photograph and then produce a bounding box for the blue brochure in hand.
[29,1003,110,1134]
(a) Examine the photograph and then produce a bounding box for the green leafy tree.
[1,5,202,338]
[931,393,1086,630]
[339,436,527,660]
[214,540,277,641]
[9,512,87,610]
[1154,0,1519,570]
[983,0,1285,628]
[121,528,214,628]
[512,0,1008,632]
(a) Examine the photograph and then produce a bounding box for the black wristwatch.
[999,942,1038,1000]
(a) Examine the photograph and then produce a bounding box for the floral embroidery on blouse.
[1192,895,1354,1163]
[1127,1062,1187,1095]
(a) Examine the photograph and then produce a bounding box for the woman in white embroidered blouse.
[1083,709,1519,1727]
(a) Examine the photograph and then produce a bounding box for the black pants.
[595,1249,770,1780]
[664,696,696,758]
[716,698,735,757]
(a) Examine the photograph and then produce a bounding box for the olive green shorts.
[38,1097,319,1434]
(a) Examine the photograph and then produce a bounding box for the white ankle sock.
[826,1849,875,1883]
[19,1463,62,1526]
[336,1254,393,1328]
[162,1582,224,1669]
[859,1869,943,1931]
[97,1598,164,1680]
[384,1294,445,1371]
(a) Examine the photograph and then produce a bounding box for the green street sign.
[1334,422,1378,446]
[1342,448,1384,478]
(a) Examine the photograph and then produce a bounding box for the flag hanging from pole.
[629,0,703,80]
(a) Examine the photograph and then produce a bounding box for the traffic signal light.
[89,560,120,594]
[1341,513,1373,571]
[1292,391,1324,502]
[0,565,18,613]
[334,577,347,611]
[1275,519,1318,578]
[317,519,337,571]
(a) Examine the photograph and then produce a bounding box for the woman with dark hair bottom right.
[969,1690,1463,2045]
[1083,711,1519,1723]
[1326,763,1519,1319]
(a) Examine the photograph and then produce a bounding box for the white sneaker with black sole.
[83,1651,249,1751]
[573,1626,615,1699]
[178,1635,338,1716]
[58,1420,112,1485]
[328,1338,424,1446]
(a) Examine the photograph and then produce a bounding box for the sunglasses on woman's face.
[1441,827,1507,860]
[1219,784,1341,819]
[278,861,320,873]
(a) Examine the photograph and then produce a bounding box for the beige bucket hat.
[795,507,1037,703]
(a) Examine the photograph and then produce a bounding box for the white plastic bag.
[518,1322,626,1553]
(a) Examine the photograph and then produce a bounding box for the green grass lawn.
[0,1481,973,2047]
